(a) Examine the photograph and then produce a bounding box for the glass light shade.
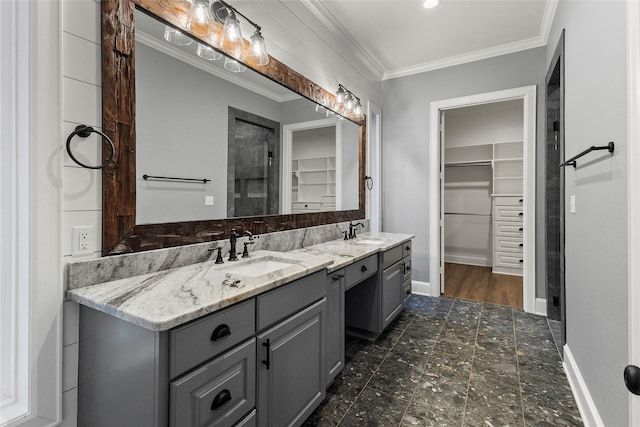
[164,26,193,46]
[353,100,363,119]
[335,87,346,106]
[344,93,354,111]
[247,31,269,66]
[197,43,222,61]
[220,10,244,59]
[224,57,247,73]
[186,0,212,34]
[422,0,442,9]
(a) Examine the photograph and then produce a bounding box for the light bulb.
[353,100,363,119]
[247,31,269,66]
[422,0,442,9]
[345,93,354,111]
[186,0,212,34]
[335,87,346,106]
[220,10,244,59]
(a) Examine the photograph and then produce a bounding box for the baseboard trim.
[535,298,547,316]
[443,255,491,267]
[563,345,605,427]
[412,280,438,297]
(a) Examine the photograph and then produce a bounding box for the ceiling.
[290,0,556,80]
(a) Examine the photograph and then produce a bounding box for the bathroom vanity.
[67,232,413,427]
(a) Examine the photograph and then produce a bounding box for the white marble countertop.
[66,232,414,332]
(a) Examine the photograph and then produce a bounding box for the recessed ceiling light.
[423,0,442,9]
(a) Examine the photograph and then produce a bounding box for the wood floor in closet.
[443,262,523,309]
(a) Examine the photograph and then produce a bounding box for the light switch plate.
[205,196,214,206]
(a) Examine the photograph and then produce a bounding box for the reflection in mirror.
[134,10,359,225]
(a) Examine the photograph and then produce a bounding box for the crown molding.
[381,0,559,80]
[298,0,385,80]
[136,30,300,103]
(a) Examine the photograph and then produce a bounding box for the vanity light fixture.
[163,26,193,46]
[186,0,213,33]
[334,84,364,121]
[224,57,247,73]
[197,43,222,61]
[422,0,442,9]
[214,0,270,66]
[219,9,244,58]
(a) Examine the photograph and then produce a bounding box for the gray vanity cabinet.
[257,299,326,427]
[326,268,346,385]
[382,260,404,329]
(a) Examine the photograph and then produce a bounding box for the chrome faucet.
[348,221,364,239]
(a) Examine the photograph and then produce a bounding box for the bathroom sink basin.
[353,239,385,245]
[220,257,296,277]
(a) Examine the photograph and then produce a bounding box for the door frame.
[281,118,341,213]
[366,101,383,232]
[628,0,640,422]
[429,86,537,313]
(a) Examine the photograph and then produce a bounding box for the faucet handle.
[215,247,224,264]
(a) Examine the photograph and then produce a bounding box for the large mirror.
[101,0,366,254]
[135,10,360,224]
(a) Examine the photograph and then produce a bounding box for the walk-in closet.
[442,99,525,307]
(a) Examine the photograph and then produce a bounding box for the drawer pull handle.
[263,339,271,370]
[210,324,231,342]
[332,274,345,281]
[405,245,411,251]
[211,389,232,411]
[361,265,368,273]
[519,243,524,247]
[519,259,524,263]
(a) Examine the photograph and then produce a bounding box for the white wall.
[381,47,546,289]
[547,2,629,425]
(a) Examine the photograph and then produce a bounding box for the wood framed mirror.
[101,0,366,255]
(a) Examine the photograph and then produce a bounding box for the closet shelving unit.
[291,156,336,213]
[443,140,524,275]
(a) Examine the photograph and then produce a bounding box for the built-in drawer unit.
[494,205,524,221]
[256,270,325,331]
[494,237,524,253]
[494,196,524,206]
[170,299,256,379]
[402,241,412,259]
[292,202,322,212]
[402,279,412,303]
[345,254,378,290]
[381,245,403,270]
[494,252,524,269]
[494,222,524,237]
[170,339,256,427]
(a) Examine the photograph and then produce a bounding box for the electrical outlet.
[72,225,94,256]
[205,196,214,206]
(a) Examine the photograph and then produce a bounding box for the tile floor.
[304,294,583,426]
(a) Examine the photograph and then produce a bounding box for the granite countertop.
[66,232,414,332]
[290,232,414,273]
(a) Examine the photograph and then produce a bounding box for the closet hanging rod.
[444,161,492,167]
[142,174,211,184]
[444,212,491,216]
[560,141,614,168]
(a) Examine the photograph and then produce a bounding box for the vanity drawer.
[170,299,255,379]
[402,257,412,282]
[345,254,378,290]
[170,339,256,427]
[494,196,524,206]
[494,237,523,253]
[494,252,524,269]
[402,240,412,259]
[402,279,412,303]
[494,205,524,221]
[494,222,524,237]
[292,202,322,212]
[256,270,325,331]
[382,245,403,270]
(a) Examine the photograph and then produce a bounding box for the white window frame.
[1,1,62,425]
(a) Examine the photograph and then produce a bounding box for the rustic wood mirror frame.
[101,0,366,255]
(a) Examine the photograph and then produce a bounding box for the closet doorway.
[429,86,537,313]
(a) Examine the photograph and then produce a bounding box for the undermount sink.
[353,239,385,245]
[220,257,296,277]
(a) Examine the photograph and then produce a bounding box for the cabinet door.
[382,262,403,329]
[257,299,326,427]
[326,270,345,385]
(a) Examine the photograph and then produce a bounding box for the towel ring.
[66,125,115,169]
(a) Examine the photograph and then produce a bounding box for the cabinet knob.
[211,389,232,411]
[518,212,524,216]
[519,243,524,247]
[210,324,231,341]
[405,245,411,251]
[519,199,524,203]
[361,265,368,273]
[519,227,524,231]
[519,259,524,263]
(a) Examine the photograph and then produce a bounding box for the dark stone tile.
[394,320,440,357]
[417,297,454,319]
[464,371,523,426]
[472,349,519,380]
[433,331,475,359]
[441,318,479,340]
[368,349,428,401]
[302,392,351,426]
[520,375,577,410]
[328,352,381,402]
[345,335,359,353]
[340,387,409,426]
[347,325,402,360]
[404,294,427,313]
[547,319,563,357]
[523,403,584,426]
[481,303,514,320]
